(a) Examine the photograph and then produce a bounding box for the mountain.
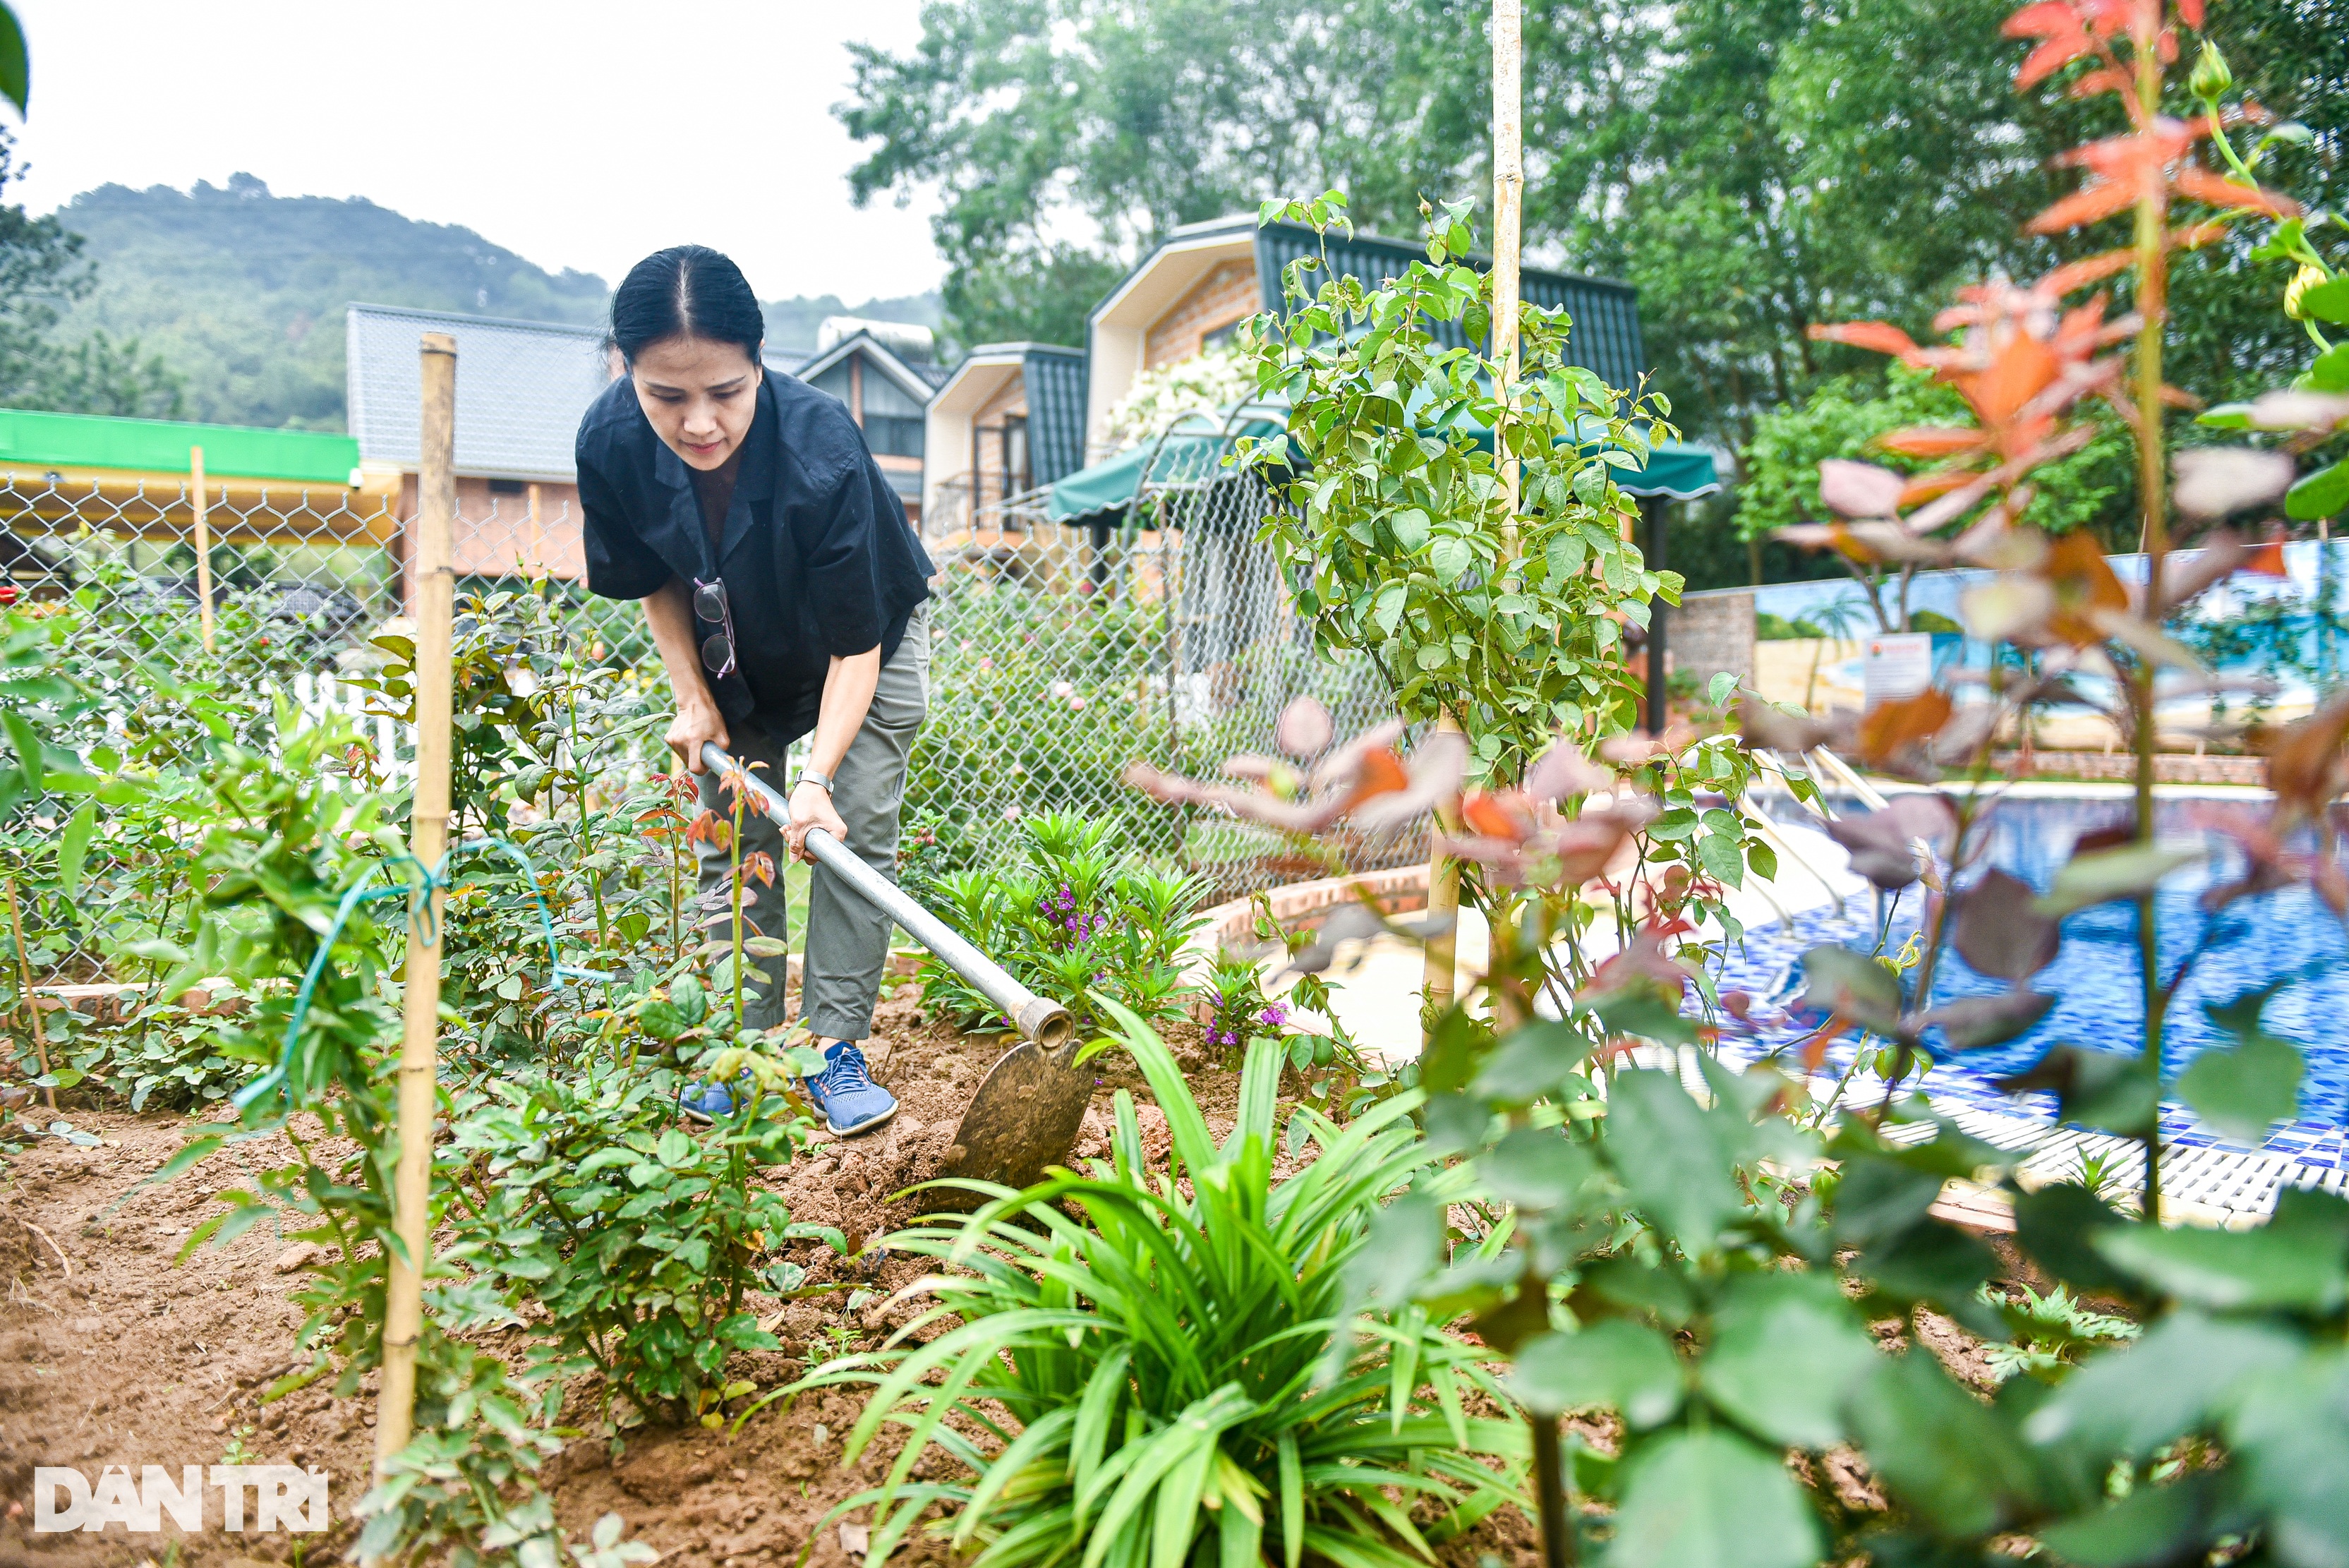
[51,174,941,430]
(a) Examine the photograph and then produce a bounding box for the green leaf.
[1509,1323,1684,1426]
[0,4,25,114]
[1696,831,1745,889]
[1644,808,1700,843]
[1371,583,1407,636]
[2036,845,2202,917]
[634,999,687,1041]
[2226,1348,2349,1567]
[1847,1351,2042,1536]
[2037,1474,2218,1568]
[1590,984,1701,1047]
[2012,1183,2134,1298]
[1466,1020,1597,1104]
[2024,1311,2303,1459]
[655,1128,696,1169]
[1607,1430,1820,1568]
[1996,1044,2159,1138]
[2177,1031,2302,1145]
[2094,1222,2347,1315]
[3,708,44,797]
[1478,1125,1600,1212]
[145,1132,227,1187]
[2298,276,2349,325]
[1606,1071,1743,1255]
[1698,1272,1878,1448]
[55,800,96,899]
[1707,671,1739,708]
[1799,944,1902,1027]
[670,972,708,1024]
[2286,459,2349,523]
[1429,536,1473,584]
[1545,532,1588,581]
[2312,342,2349,394]
[1390,507,1432,552]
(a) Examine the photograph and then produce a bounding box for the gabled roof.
[793,329,938,409]
[1088,218,1647,395]
[346,303,809,480]
[1254,224,1645,390]
[927,342,1090,488]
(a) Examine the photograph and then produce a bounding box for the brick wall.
[1665,589,1755,687]
[399,474,586,591]
[1144,260,1259,370]
[1991,750,2268,785]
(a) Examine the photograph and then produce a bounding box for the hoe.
[703,743,1087,1208]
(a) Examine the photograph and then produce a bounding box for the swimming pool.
[1719,792,2349,1159]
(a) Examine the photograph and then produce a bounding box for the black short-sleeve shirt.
[576,369,935,741]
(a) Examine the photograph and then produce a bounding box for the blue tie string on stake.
[232,836,615,1118]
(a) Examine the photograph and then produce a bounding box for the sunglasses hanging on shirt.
[692,576,737,680]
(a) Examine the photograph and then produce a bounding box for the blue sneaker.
[680,1070,754,1124]
[803,1042,897,1138]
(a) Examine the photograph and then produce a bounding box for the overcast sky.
[7,0,947,302]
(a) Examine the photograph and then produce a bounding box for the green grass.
[771,1004,1530,1568]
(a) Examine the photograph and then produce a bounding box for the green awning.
[1049,404,1720,525]
[1049,409,1284,523]
[0,408,361,484]
[1616,441,1722,500]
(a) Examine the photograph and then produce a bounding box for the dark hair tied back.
[608,245,765,366]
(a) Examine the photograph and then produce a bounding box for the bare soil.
[0,987,1527,1568]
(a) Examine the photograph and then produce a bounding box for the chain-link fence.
[910,459,1422,897]
[4,436,1417,990]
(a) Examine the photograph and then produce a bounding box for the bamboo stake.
[190,447,215,654]
[1493,0,1523,510]
[1427,0,1526,1040]
[5,877,54,1110]
[1422,712,1465,1035]
[376,332,458,1471]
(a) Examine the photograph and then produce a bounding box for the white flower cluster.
[1101,339,1256,451]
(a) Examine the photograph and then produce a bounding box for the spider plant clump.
[787,1003,1528,1568]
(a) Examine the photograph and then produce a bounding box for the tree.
[841,0,2343,462]
[0,130,183,419]
[37,329,185,419]
[838,0,1483,349]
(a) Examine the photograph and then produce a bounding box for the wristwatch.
[798,770,835,795]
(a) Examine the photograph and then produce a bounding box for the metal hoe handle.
[700,743,1074,1048]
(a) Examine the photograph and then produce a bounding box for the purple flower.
[1258,1004,1288,1027]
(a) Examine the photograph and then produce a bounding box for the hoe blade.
[928,1039,1092,1211]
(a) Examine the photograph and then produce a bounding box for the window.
[1003,416,1030,494]
[809,363,852,404]
[488,478,526,495]
[865,415,924,459]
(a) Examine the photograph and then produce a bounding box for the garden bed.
[0,987,1463,1567]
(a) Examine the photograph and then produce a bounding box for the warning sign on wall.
[1862,633,1935,709]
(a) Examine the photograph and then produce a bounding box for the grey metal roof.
[793,330,938,409]
[346,303,809,481]
[1251,223,1646,393]
[1020,345,1089,487]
